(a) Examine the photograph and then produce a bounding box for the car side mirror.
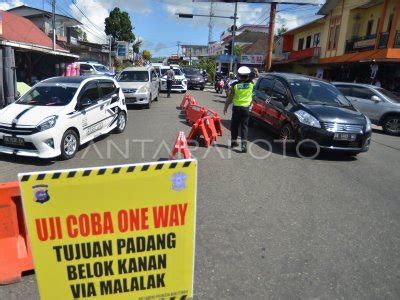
[371,95,381,103]
[111,89,120,103]
[80,98,92,109]
[272,93,289,106]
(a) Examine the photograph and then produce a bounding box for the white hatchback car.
[0,76,127,159]
[117,66,159,109]
[159,66,187,93]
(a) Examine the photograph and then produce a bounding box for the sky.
[0,0,323,57]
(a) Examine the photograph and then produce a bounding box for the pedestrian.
[223,66,254,153]
[166,66,175,98]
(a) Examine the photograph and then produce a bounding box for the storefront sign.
[354,38,375,49]
[19,160,197,300]
[240,55,264,65]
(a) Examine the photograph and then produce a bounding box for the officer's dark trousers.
[231,106,249,143]
[167,80,172,97]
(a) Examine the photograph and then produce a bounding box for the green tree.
[277,25,288,38]
[142,49,151,60]
[75,27,88,42]
[132,40,142,54]
[234,45,244,56]
[105,7,135,42]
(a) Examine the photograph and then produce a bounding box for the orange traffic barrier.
[183,98,196,112]
[0,181,34,285]
[186,104,206,126]
[206,109,223,136]
[180,93,191,109]
[170,131,192,159]
[187,118,213,148]
[203,116,218,145]
[180,93,196,111]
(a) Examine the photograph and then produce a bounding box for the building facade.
[275,0,400,91]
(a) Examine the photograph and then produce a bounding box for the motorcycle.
[215,78,225,94]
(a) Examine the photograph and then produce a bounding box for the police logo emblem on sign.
[32,184,50,204]
[171,172,187,191]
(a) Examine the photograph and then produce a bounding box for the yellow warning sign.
[18,159,197,300]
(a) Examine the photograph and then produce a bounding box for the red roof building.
[0,10,76,57]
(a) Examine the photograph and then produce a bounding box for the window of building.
[333,25,341,48]
[366,20,374,37]
[306,35,312,48]
[387,14,393,32]
[298,38,304,50]
[376,18,380,35]
[313,33,320,46]
[328,16,341,50]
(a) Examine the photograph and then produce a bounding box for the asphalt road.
[1,88,399,299]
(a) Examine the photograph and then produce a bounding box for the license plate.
[126,97,137,103]
[333,133,357,141]
[3,136,25,146]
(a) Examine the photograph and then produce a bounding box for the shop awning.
[320,48,400,64]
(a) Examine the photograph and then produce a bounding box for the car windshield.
[161,69,183,76]
[376,88,400,103]
[183,69,200,75]
[16,84,77,106]
[118,71,149,82]
[289,80,351,106]
[93,65,109,72]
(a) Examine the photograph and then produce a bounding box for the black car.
[182,68,205,90]
[250,73,372,155]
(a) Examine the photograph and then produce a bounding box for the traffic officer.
[223,66,254,153]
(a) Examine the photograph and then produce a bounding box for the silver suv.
[334,82,400,135]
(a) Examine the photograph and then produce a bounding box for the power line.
[48,0,108,43]
[70,0,105,34]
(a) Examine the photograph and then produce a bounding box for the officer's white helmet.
[237,66,251,75]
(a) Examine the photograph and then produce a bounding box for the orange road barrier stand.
[186,104,206,126]
[206,109,223,136]
[170,131,192,159]
[180,93,196,112]
[183,98,196,112]
[180,93,192,109]
[187,118,212,148]
[203,116,218,145]
[0,181,34,285]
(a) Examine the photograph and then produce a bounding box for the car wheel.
[154,93,159,102]
[145,95,152,109]
[382,115,400,135]
[115,111,127,133]
[200,86,205,91]
[60,129,79,160]
[279,123,295,150]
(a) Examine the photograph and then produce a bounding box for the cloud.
[0,0,24,10]
[163,0,265,28]
[69,0,151,43]
[163,0,320,38]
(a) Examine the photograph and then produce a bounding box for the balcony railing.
[378,32,389,49]
[345,34,376,53]
[394,30,400,48]
[289,47,320,60]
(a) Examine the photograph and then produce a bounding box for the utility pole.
[51,0,56,51]
[108,36,112,70]
[229,1,238,73]
[177,41,181,57]
[208,1,215,44]
[265,2,277,71]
